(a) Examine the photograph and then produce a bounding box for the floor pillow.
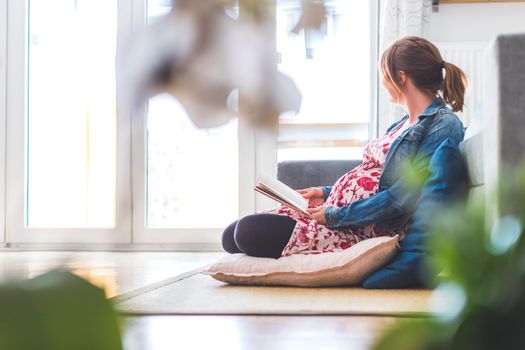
[201,235,400,287]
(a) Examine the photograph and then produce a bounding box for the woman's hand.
[297,187,324,207]
[306,206,327,225]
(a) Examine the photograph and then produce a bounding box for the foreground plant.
[371,163,525,350]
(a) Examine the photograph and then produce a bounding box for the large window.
[27,0,117,228]
[276,0,373,161]
[145,95,239,228]
[2,0,376,245]
[145,3,239,229]
[5,0,129,243]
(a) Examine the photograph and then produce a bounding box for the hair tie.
[441,60,446,69]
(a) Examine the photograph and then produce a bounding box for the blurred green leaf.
[370,319,451,350]
[372,161,525,350]
[0,269,123,350]
[398,154,431,192]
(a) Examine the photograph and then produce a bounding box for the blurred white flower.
[120,0,325,129]
[292,0,327,34]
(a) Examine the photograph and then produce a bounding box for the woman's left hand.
[307,206,327,225]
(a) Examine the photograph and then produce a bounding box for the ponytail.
[381,36,468,113]
[441,62,468,112]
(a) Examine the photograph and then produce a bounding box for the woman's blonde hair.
[380,36,468,112]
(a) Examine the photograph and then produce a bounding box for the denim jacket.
[322,97,465,231]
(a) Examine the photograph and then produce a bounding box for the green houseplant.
[371,163,525,350]
[0,269,123,350]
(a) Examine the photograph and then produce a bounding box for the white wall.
[427,2,525,43]
[376,1,525,134]
[427,2,525,130]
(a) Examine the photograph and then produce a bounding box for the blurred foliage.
[0,269,123,350]
[398,152,431,191]
[371,162,525,350]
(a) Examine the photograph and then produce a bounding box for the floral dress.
[263,118,413,258]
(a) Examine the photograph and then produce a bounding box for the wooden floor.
[0,251,404,350]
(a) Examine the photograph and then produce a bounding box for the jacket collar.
[398,97,446,124]
[417,97,446,119]
[392,97,446,132]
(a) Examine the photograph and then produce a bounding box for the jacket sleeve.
[322,186,332,201]
[324,113,465,229]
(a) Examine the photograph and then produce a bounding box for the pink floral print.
[263,119,411,257]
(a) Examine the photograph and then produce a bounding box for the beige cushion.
[200,235,400,287]
[459,129,484,187]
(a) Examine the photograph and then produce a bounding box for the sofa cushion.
[362,138,470,289]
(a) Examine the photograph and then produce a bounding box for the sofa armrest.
[277,159,362,190]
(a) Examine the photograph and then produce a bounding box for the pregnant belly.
[326,165,381,207]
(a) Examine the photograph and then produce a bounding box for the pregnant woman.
[222,36,467,259]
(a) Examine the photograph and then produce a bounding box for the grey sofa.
[277,33,525,213]
[277,159,362,190]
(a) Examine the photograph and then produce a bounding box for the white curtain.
[377,0,432,136]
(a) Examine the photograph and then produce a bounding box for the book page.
[256,174,308,211]
[254,186,309,215]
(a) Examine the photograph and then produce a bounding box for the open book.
[254,174,309,215]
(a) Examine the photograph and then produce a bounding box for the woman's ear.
[397,70,407,86]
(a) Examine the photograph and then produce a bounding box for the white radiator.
[436,41,487,128]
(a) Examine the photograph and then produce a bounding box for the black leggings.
[221,213,296,259]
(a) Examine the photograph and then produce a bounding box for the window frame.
[1,0,378,248]
[0,0,6,244]
[129,1,256,246]
[5,0,132,244]
[3,0,257,247]
[273,0,380,164]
